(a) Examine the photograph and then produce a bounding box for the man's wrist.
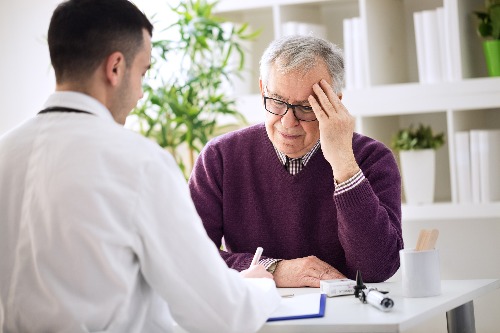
[260,259,282,274]
[267,261,279,274]
[334,169,365,195]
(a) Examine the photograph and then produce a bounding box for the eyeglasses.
[263,96,317,122]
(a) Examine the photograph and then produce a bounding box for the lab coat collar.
[43,91,116,123]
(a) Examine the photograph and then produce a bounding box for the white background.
[0,0,177,136]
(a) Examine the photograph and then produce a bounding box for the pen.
[250,247,263,266]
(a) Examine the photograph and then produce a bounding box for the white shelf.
[343,77,500,116]
[218,0,500,222]
[402,202,500,222]
[215,0,339,13]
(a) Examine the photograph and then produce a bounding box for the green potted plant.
[129,0,259,177]
[391,124,445,205]
[474,0,500,76]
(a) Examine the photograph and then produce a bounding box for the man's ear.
[338,93,343,101]
[105,51,125,87]
[259,79,263,94]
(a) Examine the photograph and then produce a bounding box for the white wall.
[0,0,176,136]
[0,0,60,135]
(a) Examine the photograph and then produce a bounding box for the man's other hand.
[273,256,345,287]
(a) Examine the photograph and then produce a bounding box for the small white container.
[399,149,436,205]
[400,249,441,298]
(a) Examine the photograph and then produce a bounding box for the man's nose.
[281,107,299,128]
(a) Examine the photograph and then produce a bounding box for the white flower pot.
[399,149,435,205]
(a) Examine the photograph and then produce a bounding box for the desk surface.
[259,279,500,333]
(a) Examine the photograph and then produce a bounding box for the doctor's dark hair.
[259,35,344,94]
[48,0,153,84]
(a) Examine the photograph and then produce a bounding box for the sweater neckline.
[260,125,324,181]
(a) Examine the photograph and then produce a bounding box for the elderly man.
[189,35,403,287]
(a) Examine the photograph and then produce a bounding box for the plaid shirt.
[274,140,321,175]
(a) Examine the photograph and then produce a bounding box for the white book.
[343,18,355,90]
[305,23,327,39]
[436,7,451,82]
[297,23,310,36]
[282,21,299,36]
[455,131,472,203]
[469,130,482,204]
[470,130,481,203]
[282,22,326,39]
[421,10,443,83]
[413,11,427,83]
[358,16,369,86]
[478,130,500,202]
[351,17,364,89]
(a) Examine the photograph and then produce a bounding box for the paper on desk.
[267,293,326,321]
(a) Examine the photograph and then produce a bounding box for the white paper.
[269,293,322,319]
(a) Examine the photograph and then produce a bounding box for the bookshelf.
[214,0,500,220]
[402,202,500,222]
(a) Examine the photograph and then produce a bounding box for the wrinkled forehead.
[273,56,321,76]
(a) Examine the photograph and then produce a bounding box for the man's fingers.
[318,79,340,106]
[308,95,328,120]
[305,255,334,271]
[318,79,350,117]
[322,270,346,280]
[301,276,321,288]
[312,82,334,115]
[305,256,346,280]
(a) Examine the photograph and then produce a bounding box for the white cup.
[399,249,441,298]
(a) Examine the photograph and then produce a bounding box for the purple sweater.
[188,123,403,282]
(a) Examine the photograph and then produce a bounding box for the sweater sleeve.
[188,141,255,271]
[334,139,403,283]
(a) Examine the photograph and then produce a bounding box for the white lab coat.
[0,92,280,333]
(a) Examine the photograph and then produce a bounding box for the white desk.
[259,279,500,333]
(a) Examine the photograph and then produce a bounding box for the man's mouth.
[279,131,301,139]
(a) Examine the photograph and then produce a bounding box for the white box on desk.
[320,279,356,297]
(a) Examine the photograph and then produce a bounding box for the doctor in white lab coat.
[0,0,280,332]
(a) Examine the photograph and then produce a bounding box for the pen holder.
[399,249,441,298]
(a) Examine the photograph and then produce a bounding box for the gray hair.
[259,35,344,94]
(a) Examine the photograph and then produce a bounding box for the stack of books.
[455,130,500,203]
[342,17,368,90]
[413,8,457,84]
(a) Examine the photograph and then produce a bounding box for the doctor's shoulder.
[119,126,180,170]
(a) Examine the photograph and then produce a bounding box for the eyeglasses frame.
[262,95,318,122]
